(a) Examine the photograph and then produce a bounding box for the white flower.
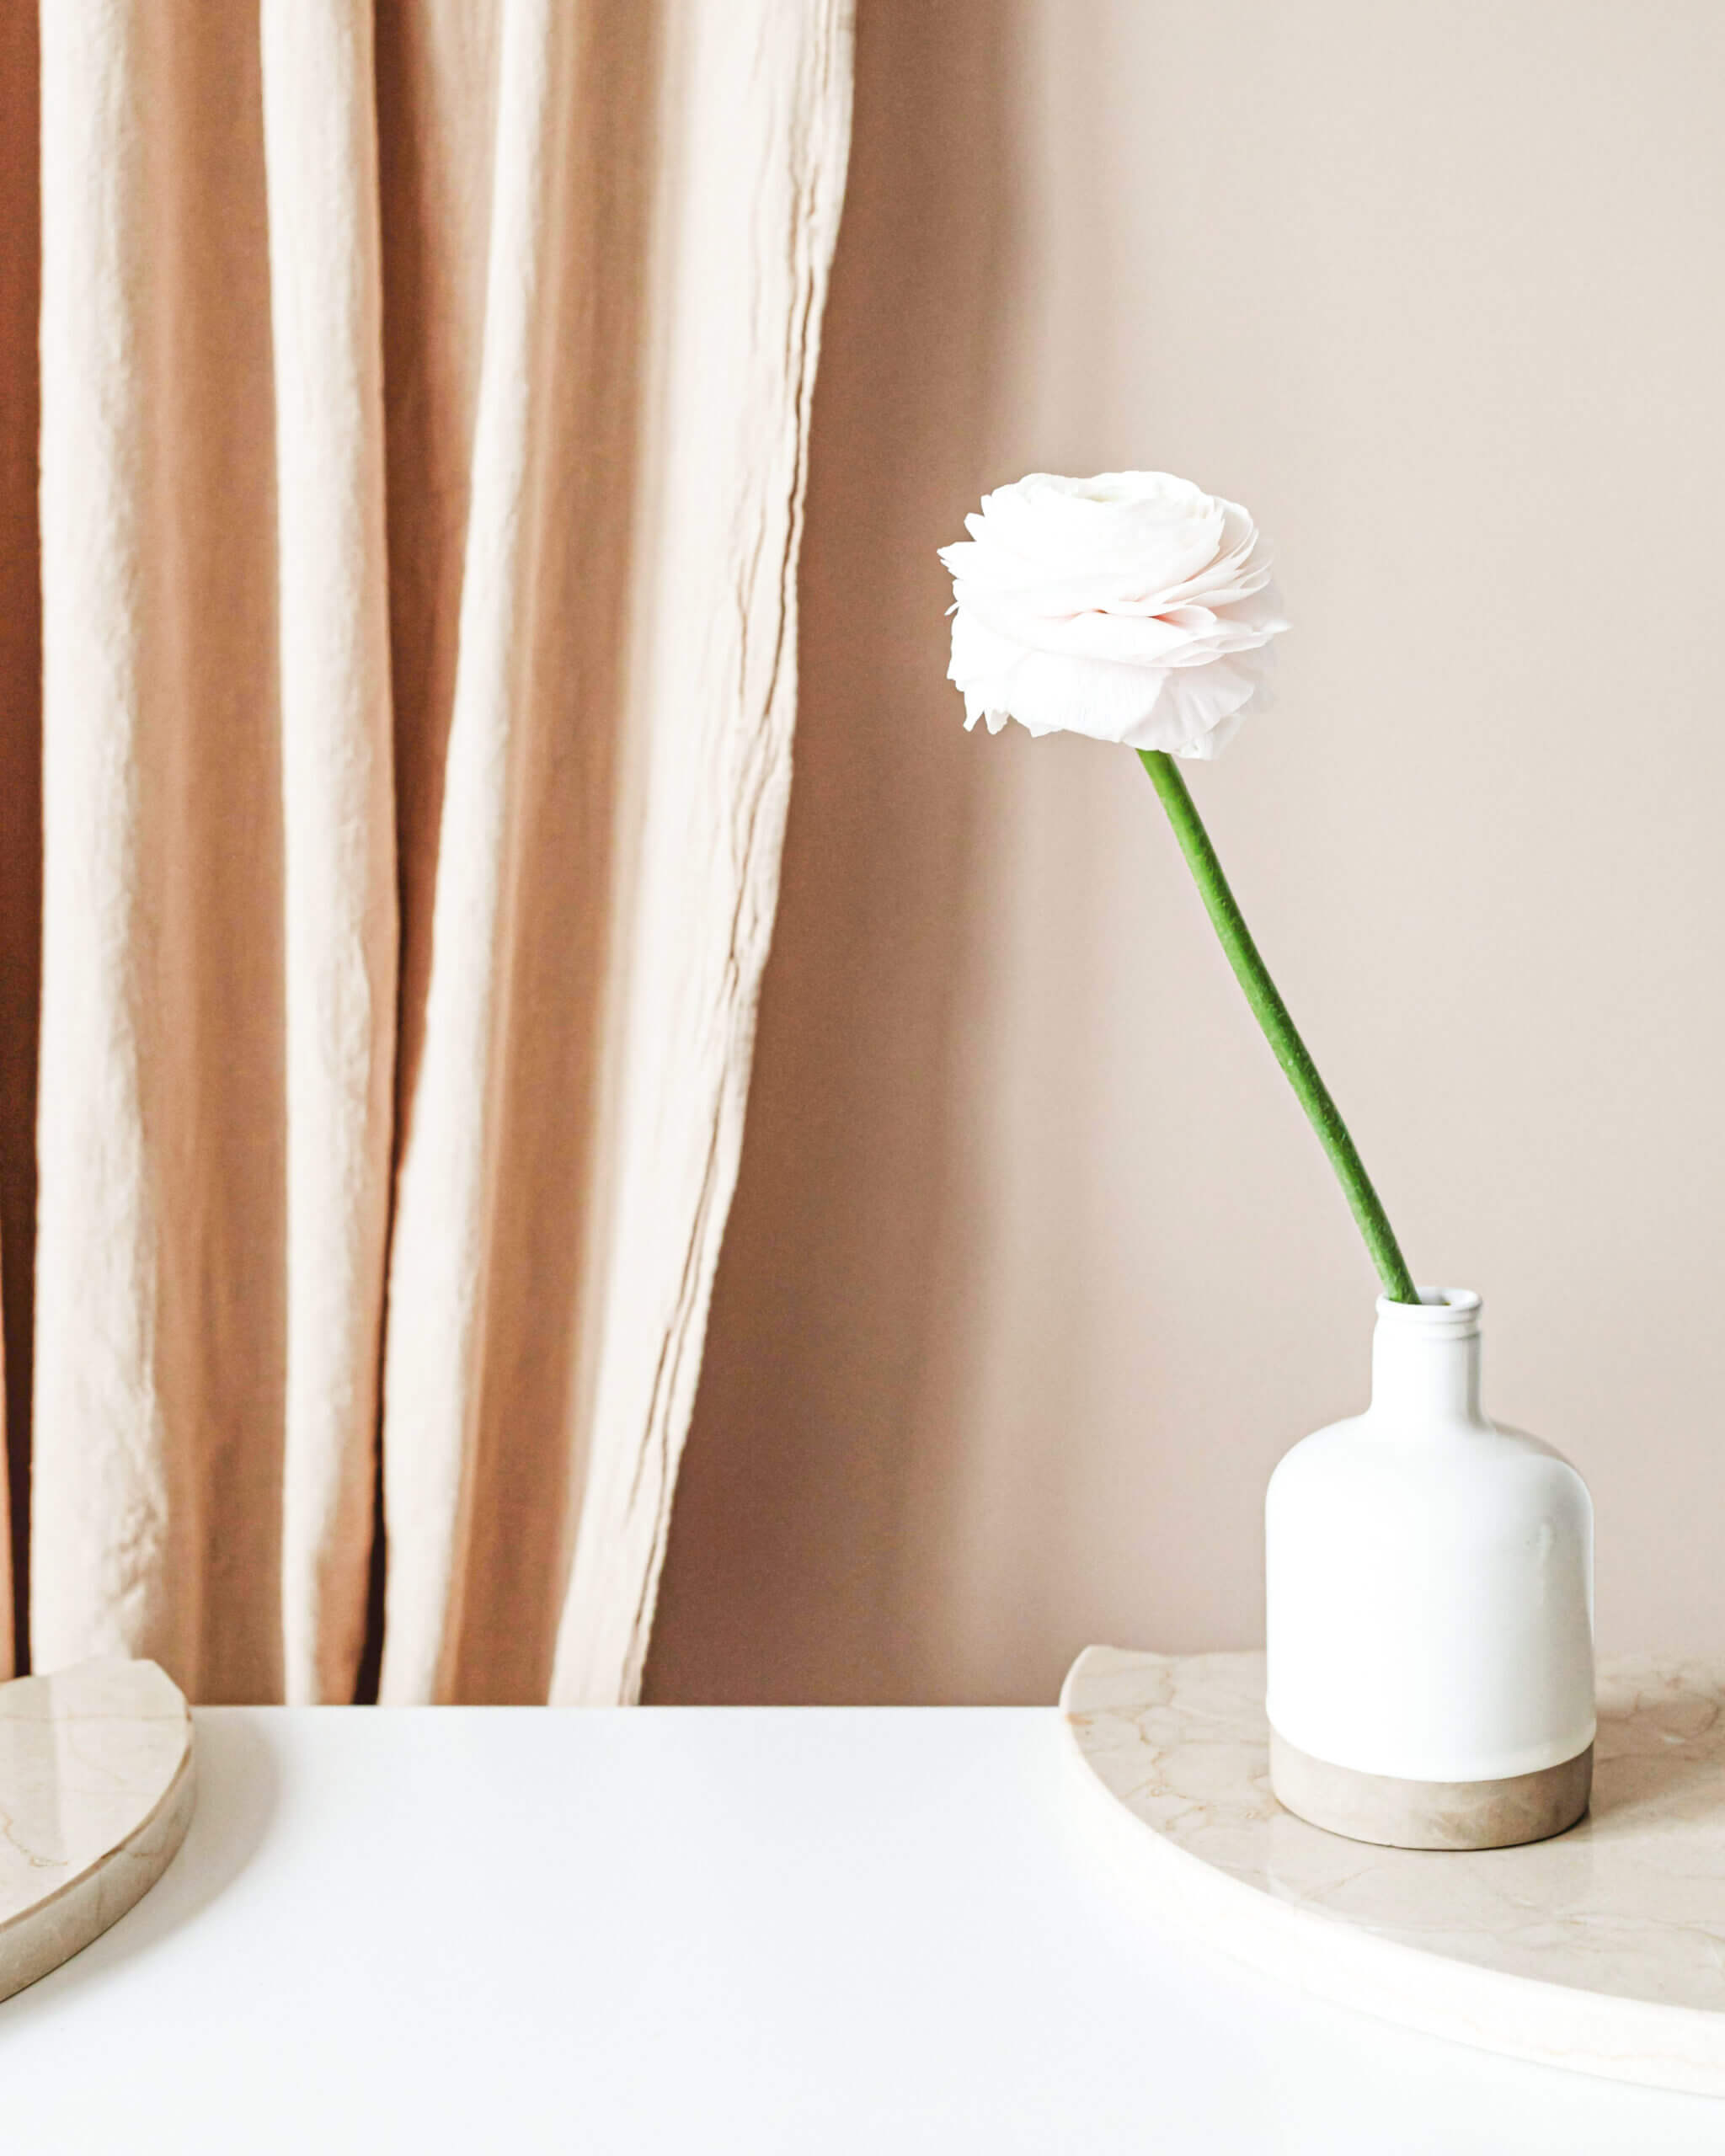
[937,471,1289,759]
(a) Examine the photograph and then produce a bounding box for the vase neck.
[1369,1289,1484,1428]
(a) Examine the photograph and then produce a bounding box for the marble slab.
[0,1656,195,2003]
[1062,1646,1725,2095]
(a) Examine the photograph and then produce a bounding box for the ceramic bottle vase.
[1264,1289,1594,1851]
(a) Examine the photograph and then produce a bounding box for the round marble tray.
[0,1655,195,2003]
[1062,1646,1725,2095]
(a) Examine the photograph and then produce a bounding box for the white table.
[1,1707,1720,2152]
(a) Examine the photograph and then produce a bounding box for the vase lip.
[1374,1285,1481,1331]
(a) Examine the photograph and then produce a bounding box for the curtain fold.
[374,0,607,1704]
[259,0,398,1703]
[550,0,855,1706]
[38,0,289,1698]
[0,0,39,1684]
[30,0,852,1704]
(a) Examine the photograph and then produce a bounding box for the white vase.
[1264,1288,1594,1850]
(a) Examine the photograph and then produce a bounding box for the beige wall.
[647,0,1725,1703]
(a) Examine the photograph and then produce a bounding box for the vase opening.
[1374,1285,1481,1337]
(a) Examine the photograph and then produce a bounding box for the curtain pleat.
[374,0,598,1702]
[0,0,40,1683]
[550,1,854,1705]
[259,0,398,1704]
[30,0,852,1704]
[38,2,288,1698]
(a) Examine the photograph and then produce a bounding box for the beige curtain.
[22,0,852,1703]
[0,2,40,1684]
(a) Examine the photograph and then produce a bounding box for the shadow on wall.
[644,1,1014,1703]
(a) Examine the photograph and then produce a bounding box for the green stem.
[1136,748,1419,1304]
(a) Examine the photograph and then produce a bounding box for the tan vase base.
[1269,1728,1593,1850]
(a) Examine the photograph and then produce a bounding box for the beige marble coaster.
[1268,1726,1593,1849]
[1062,1646,1725,2095]
[0,1656,195,2004]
